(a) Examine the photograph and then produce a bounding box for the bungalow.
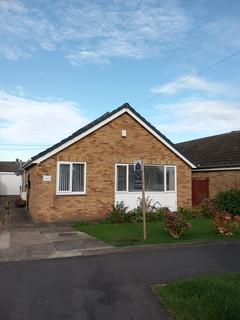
[24,103,195,222]
[177,131,240,206]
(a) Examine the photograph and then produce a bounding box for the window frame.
[165,165,177,192]
[115,163,176,193]
[56,161,87,195]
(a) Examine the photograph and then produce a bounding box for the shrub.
[106,201,129,224]
[128,207,143,223]
[233,215,240,228]
[213,211,233,235]
[146,207,170,222]
[137,196,161,213]
[106,199,169,224]
[197,198,218,217]
[215,189,240,216]
[178,207,194,219]
[164,211,191,239]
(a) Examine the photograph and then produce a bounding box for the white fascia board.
[32,108,127,164]
[193,167,240,172]
[31,108,196,168]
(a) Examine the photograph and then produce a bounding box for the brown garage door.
[192,178,209,206]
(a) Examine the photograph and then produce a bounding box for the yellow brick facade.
[193,170,240,198]
[26,113,192,222]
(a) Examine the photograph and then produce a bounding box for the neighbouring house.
[23,103,195,223]
[0,160,25,197]
[177,131,240,206]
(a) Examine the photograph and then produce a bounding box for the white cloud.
[0,90,88,146]
[0,0,191,64]
[151,75,231,95]
[155,98,240,141]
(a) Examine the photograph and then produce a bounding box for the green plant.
[105,201,129,224]
[164,211,191,239]
[197,198,218,217]
[213,211,233,235]
[215,189,240,216]
[178,207,194,219]
[146,207,169,222]
[128,207,143,223]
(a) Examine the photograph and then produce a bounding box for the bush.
[215,189,240,216]
[213,212,234,235]
[178,207,194,219]
[197,198,218,217]
[106,199,169,224]
[106,201,129,224]
[146,207,170,222]
[164,211,191,239]
[128,207,143,223]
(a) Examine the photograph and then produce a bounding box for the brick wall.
[193,170,240,198]
[27,113,192,222]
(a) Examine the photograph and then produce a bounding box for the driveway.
[0,242,240,320]
[0,206,112,262]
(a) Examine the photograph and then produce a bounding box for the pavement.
[0,205,113,262]
[0,242,240,320]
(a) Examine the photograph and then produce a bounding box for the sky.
[1,0,240,161]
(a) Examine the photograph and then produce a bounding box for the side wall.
[193,170,240,198]
[27,113,192,222]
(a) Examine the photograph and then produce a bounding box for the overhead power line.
[136,48,240,107]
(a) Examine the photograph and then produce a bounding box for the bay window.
[57,162,86,194]
[116,164,175,192]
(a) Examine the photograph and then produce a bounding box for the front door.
[192,178,209,206]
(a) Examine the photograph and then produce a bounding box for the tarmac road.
[0,242,240,320]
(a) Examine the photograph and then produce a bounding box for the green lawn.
[153,273,240,320]
[73,218,240,246]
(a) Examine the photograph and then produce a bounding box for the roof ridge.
[176,130,240,145]
[24,102,195,168]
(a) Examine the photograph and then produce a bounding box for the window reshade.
[166,167,175,191]
[145,166,164,191]
[72,163,84,192]
[59,164,70,191]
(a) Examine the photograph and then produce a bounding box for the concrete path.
[0,242,240,320]
[0,206,112,262]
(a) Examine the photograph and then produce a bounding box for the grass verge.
[73,218,240,246]
[153,273,240,320]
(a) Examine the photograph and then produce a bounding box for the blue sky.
[1,0,240,161]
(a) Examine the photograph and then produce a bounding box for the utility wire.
[136,48,240,107]
[2,48,240,151]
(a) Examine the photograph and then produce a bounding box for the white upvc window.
[56,161,86,195]
[116,164,176,192]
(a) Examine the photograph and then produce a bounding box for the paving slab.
[11,228,50,247]
[0,231,10,249]
[41,230,113,251]
[0,243,56,262]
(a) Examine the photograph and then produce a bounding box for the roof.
[24,103,196,169]
[0,161,24,173]
[176,130,240,170]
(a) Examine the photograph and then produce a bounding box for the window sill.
[56,192,86,196]
[115,191,176,194]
